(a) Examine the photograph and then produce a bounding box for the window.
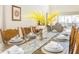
[58,16,65,23]
[57,15,79,24]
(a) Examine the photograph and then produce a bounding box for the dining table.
[1,27,71,54]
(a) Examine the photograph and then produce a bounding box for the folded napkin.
[36,26,46,29]
[53,34,69,42]
[9,35,23,43]
[27,32,36,39]
[62,28,71,36]
[44,41,64,53]
[52,29,57,33]
[2,45,24,54]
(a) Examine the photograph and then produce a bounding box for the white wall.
[4,5,49,29]
[49,5,79,15]
[0,5,3,29]
[4,5,79,29]
[0,6,4,48]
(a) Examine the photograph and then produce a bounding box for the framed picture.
[12,5,21,21]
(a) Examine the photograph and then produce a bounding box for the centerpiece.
[26,11,59,40]
[26,11,59,31]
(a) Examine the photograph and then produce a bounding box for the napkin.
[62,28,71,36]
[44,41,64,53]
[52,29,57,33]
[27,32,36,39]
[2,45,24,54]
[53,34,69,42]
[9,35,23,43]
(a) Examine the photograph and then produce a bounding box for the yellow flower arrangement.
[47,11,59,25]
[26,11,59,25]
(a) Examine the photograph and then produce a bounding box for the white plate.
[43,41,64,53]
[8,36,26,45]
[41,47,68,54]
[8,39,26,45]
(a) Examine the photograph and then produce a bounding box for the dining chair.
[24,27,31,35]
[20,27,26,39]
[32,27,40,33]
[69,25,76,54]
[73,29,79,54]
[1,29,18,45]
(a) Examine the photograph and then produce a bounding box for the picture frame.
[12,5,21,21]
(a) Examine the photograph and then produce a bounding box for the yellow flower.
[26,11,59,25]
[47,11,59,25]
[26,11,46,25]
